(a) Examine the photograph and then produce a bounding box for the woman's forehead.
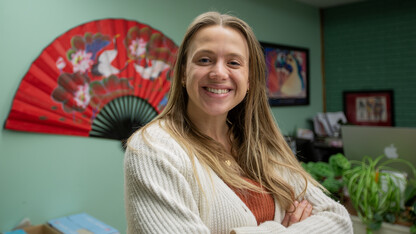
[186,25,249,59]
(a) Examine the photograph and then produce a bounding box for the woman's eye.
[198,58,211,63]
[229,61,241,66]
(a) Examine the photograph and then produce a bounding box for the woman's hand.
[281,200,313,227]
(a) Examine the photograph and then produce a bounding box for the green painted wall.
[0,0,321,232]
[323,0,416,127]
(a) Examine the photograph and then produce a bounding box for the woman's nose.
[209,63,227,80]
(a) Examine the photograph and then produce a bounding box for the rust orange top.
[230,178,275,225]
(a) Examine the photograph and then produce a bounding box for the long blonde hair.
[137,11,320,210]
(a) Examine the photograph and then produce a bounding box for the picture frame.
[343,90,394,126]
[260,42,309,106]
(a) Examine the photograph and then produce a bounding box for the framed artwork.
[261,42,309,106]
[343,90,394,126]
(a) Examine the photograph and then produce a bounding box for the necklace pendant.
[225,160,231,166]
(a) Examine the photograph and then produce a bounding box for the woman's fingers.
[288,200,313,226]
[282,200,313,227]
[300,201,313,221]
[281,201,297,227]
[281,212,290,227]
[300,202,312,221]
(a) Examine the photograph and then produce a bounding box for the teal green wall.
[0,0,321,232]
[323,0,416,127]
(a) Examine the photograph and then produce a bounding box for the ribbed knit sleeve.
[231,167,353,234]
[124,124,210,234]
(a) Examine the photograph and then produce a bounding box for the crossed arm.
[125,130,352,234]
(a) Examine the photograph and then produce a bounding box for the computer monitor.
[341,125,416,178]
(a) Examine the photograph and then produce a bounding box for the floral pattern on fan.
[56,21,177,117]
[4,19,178,139]
[66,33,111,73]
[89,75,134,110]
[125,26,175,80]
[51,73,91,113]
[51,73,134,115]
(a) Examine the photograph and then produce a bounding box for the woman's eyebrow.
[192,49,215,56]
[227,53,247,60]
[193,50,246,60]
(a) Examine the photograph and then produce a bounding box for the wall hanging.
[260,42,309,106]
[4,18,178,141]
[343,90,394,126]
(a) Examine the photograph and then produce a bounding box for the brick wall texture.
[323,0,416,127]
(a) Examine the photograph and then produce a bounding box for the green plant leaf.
[329,153,351,177]
[412,202,416,215]
[410,224,416,234]
[344,154,414,229]
[368,220,382,231]
[383,212,396,223]
[405,182,416,205]
[321,176,343,193]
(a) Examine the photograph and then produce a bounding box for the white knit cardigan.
[124,122,353,234]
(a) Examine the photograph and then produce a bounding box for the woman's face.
[184,25,249,120]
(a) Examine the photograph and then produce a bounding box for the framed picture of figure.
[260,42,309,106]
[343,90,394,126]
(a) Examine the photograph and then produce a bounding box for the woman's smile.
[204,87,230,95]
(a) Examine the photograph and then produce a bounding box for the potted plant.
[343,155,416,234]
[303,153,416,233]
[399,179,416,232]
[302,153,350,202]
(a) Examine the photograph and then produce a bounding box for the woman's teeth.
[206,87,229,94]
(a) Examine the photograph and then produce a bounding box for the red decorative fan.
[4,19,178,140]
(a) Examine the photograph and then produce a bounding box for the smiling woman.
[184,25,249,135]
[124,11,353,234]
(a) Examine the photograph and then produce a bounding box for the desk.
[295,138,343,163]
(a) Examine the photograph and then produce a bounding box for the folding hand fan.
[4,18,178,141]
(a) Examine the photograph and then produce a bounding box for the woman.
[124,11,352,234]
